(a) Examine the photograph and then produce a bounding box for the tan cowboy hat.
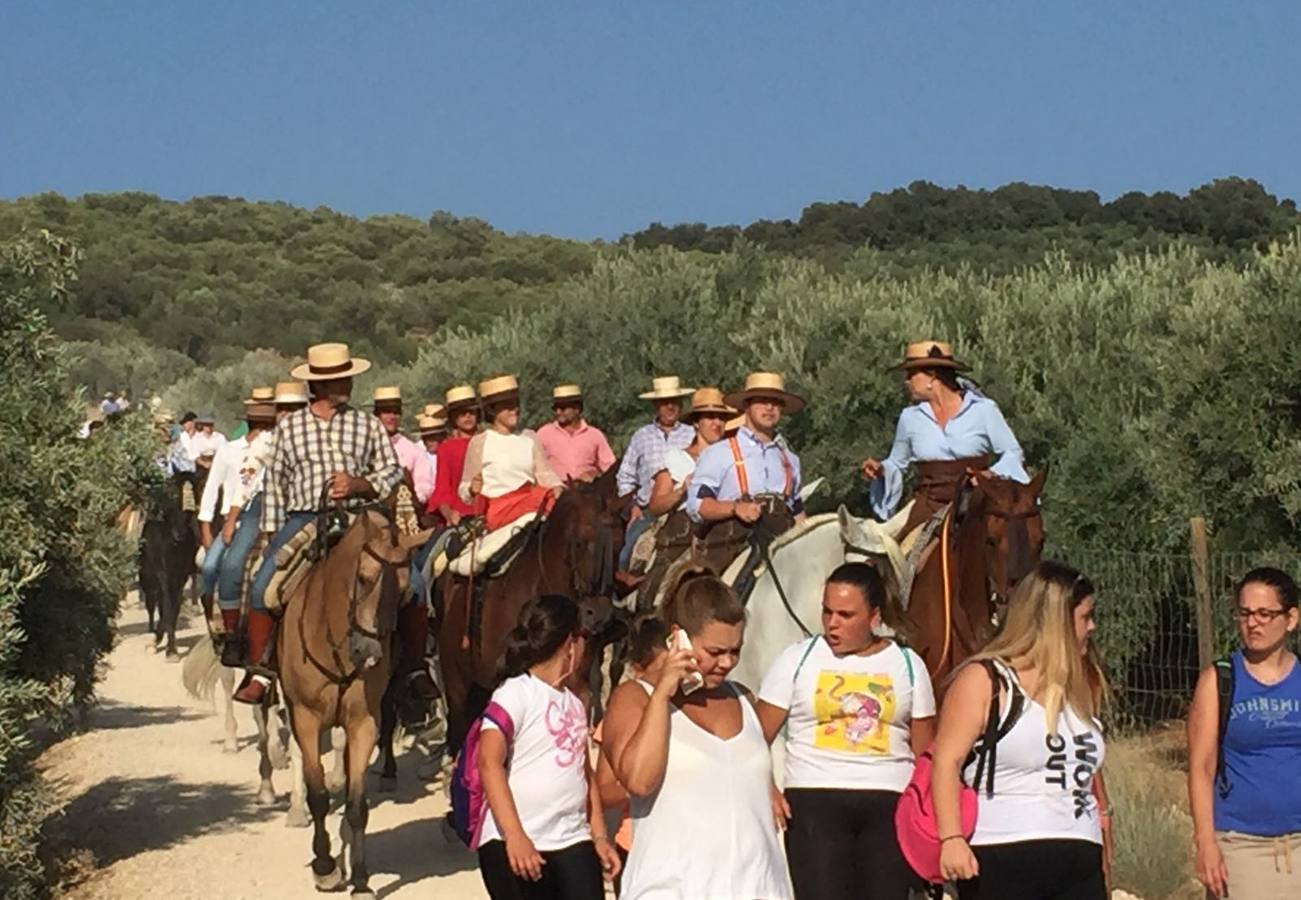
[478,375,520,405]
[153,409,176,426]
[638,375,694,401]
[245,386,275,404]
[196,411,217,425]
[889,340,971,372]
[724,372,806,414]
[552,384,584,404]
[422,403,446,419]
[417,414,448,436]
[686,387,736,420]
[445,384,479,414]
[289,342,372,381]
[244,402,277,422]
[373,385,402,407]
[273,380,309,406]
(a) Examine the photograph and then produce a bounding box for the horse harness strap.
[728,435,793,500]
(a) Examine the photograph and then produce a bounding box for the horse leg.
[251,702,277,806]
[286,727,311,828]
[221,665,239,753]
[326,727,347,795]
[289,705,342,889]
[377,680,398,793]
[342,715,380,898]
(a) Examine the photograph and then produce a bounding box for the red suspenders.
[727,435,793,498]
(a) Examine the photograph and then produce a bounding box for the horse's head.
[332,509,431,670]
[967,468,1047,601]
[545,467,629,604]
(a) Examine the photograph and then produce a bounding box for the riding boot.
[398,602,438,701]
[219,609,245,667]
[233,611,274,705]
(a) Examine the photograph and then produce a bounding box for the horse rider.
[198,387,272,609]
[239,342,404,704]
[373,386,435,507]
[615,376,696,571]
[536,383,617,484]
[190,411,227,473]
[687,372,807,526]
[460,375,564,531]
[416,411,448,489]
[426,385,483,527]
[860,340,1028,538]
[645,387,736,517]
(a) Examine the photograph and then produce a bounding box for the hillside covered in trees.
[0,177,1296,401]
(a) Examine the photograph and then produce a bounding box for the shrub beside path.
[39,598,487,899]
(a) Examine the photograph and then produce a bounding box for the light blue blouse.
[869,394,1028,519]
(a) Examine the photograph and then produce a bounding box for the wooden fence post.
[1190,516,1215,670]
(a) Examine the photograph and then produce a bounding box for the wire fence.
[1052,531,1301,731]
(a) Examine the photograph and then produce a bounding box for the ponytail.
[496,594,581,683]
[660,564,745,637]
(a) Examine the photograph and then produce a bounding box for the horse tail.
[181,637,223,701]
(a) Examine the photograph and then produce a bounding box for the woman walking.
[756,562,934,900]
[476,594,620,900]
[601,566,792,899]
[931,561,1110,900]
[1189,567,1301,900]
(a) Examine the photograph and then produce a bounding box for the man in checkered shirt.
[235,342,403,704]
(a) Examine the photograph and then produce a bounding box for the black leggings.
[957,839,1105,900]
[784,788,919,900]
[478,839,605,900]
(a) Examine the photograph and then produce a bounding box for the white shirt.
[478,674,591,852]
[233,431,275,508]
[963,664,1105,846]
[759,638,934,792]
[663,447,697,489]
[189,430,227,461]
[197,436,247,523]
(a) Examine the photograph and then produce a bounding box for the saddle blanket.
[446,513,538,578]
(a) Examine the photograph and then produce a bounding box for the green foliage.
[0,231,158,897]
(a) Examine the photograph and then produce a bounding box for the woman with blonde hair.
[600,565,791,899]
[930,561,1111,900]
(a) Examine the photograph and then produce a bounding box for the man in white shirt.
[189,412,228,472]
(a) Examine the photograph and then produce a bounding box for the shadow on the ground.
[48,775,281,868]
[90,701,206,731]
[368,817,478,898]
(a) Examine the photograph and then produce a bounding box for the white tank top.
[964,664,1106,846]
[620,683,792,900]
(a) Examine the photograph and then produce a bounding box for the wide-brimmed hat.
[552,384,584,405]
[289,342,372,381]
[244,402,277,422]
[417,414,449,436]
[478,375,520,407]
[245,386,275,404]
[373,385,402,408]
[638,376,694,401]
[196,411,217,425]
[888,340,971,373]
[444,384,479,414]
[724,414,745,434]
[422,403,445,419]
[687,387,736,420]
[274,381,309,406]
[724,372,805,414]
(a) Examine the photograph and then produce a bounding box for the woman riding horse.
[861,341,1029,538]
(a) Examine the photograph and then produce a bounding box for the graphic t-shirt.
[479,674,591,851]
[759,638,935,791]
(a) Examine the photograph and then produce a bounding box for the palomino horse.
[139,475,201,658]
[276,506,428,898]
[436,468,629,754]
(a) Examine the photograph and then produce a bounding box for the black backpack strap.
[1214,657,1235,799]
[966,659,1025,799]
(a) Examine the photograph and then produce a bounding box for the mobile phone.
[667,628,705,694]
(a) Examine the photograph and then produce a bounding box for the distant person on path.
[189,411,227,472]
[756,562,934,900]
[536,384,616,483]
[601,567,793,900]
[476,594,621,900]
[860,341,1028,537]
[931,561,1111,900]
[1188,567,1301,900]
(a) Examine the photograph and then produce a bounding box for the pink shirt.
[391,432,435,504]
[536,420,616,483]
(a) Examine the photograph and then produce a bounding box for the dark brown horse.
[907,469,1047,691]
[436,468,629,753]
[139,474,202,658]
[276,506,429,898]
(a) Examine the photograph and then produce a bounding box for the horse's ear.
[1029,465,1049,495]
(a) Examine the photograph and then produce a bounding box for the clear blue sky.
[3,2,1298,239]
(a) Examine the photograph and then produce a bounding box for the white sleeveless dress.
[620,683,792,900]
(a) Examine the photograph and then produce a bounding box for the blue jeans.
[618,507,653,570]
[248,512,316,612]
[217,497,264,611]
[200,532,227,596]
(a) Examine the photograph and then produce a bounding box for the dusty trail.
[40,597,488,899]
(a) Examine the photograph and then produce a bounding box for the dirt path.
[40,598,488,900]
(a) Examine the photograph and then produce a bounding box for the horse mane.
[766,512,839,555]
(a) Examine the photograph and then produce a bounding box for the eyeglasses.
[1233,607,1289,624]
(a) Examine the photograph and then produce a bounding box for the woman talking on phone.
[600,566,792,900]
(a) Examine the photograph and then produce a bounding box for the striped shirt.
[615,421,695,507]
[259,405,403,533]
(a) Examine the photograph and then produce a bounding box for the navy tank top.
[1214,651,1301,836]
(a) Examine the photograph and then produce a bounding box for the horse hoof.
[166,652,181,663]
[351,889,376,899]
[256,787,277,807]
[286,806,311,829]
[379,775,397,794]
[312,862,345,892]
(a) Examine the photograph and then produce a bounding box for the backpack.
[1214,656,1236,799]
[895,659,1025,884]
[449,701,516,849]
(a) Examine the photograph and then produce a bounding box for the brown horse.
[436,468,629,754]
[907,469,1047,692]
[276,507,428,898]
